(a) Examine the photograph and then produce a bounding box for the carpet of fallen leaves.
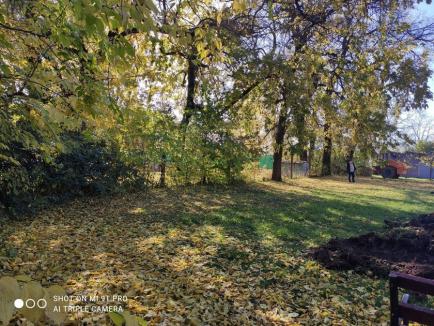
[2,178,432,325]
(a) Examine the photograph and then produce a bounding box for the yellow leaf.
[15,275,32,283]
[216,11,222,26]
[0,276,20,325]
[45,285,68,324]
[19,281,45,323]
[233,0,247,13]
[214,38,223,51]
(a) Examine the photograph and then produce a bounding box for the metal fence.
[258,155,309,179]
[281,161,309,178]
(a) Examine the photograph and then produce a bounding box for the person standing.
[347,159,356,182]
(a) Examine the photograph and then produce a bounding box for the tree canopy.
[1,0,433,211]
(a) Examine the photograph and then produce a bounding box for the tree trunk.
[321,123,332,176]
[308,137,315,176]
[159,154,166,187]
[347,148,355,161]
[272,149,283,181]
[430,161,433,180]
[181,55,198,126]
[272,110,288,181]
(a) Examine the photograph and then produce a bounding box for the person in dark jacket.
[347,160,356,182]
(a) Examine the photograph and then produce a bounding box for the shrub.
[0,132,146,215]
[357,166,373,177]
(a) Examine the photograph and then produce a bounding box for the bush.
[356,166,373,177]
[331,156,348,175]
[0,142,44,214]
[169,127,252,185]
[0,132,146,215]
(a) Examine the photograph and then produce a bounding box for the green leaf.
[58,33,72,47]
[15,275,32,282]
[0,153,14,165]
[85,14,105,35]
[109,15,121,30]
[125,42,135,57]
[122,310,139,326]
[7,248,18,257]
[137,317,147,326]
[143,0,159,13]
[0,34,12,48]
[108,311,125,326]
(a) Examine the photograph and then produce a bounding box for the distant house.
[379,151,433,179]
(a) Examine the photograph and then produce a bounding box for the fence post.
[290,153,293,179]
[390,273,399,326]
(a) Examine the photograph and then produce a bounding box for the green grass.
[180,176,434,249]
[1,176,433,325]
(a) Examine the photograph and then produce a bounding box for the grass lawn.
[1,176,433,325]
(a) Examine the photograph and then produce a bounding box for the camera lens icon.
[14,298,47,309]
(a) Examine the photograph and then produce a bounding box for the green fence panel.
[259,155,273,169]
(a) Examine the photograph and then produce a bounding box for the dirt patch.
[310,213,434,278]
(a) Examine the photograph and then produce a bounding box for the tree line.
[0,0,433,213]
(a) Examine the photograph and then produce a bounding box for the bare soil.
[310,213,434,278]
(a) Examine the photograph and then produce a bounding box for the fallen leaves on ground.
[0,184,399,325]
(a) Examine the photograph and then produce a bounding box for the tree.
[1,0,433,197]
[399,111,434,146]
[260,1,334,181]
[312,0,433,175]
[0,0,156,162]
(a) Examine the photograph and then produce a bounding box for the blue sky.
[412,2,434,117]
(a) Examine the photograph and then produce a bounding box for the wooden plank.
[389,272,434,296]
[390,275,399,326]
[398,303,434,325]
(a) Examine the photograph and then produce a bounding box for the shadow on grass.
[169,181,433,249]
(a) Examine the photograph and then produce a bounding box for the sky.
[412,2,434,118]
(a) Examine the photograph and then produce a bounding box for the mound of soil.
[310,213,434,278]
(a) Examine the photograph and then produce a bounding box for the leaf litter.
[0,187,392,325]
